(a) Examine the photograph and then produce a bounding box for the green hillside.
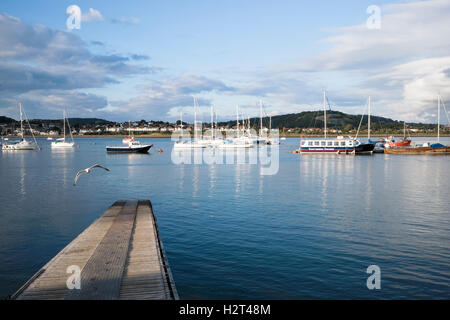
[217,110,436,132]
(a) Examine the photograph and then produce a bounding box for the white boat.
[51,138,75,148]
[2,138,36,151]
[173,140,206,149]
[173,97,211,149]
[47,137,53,141]
[51,110,75,149]
[106,139,153,153]
[2,102,37,151]
[217,138,254,148]
[299,92,374,154]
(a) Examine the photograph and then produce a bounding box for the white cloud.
[271,0,450,122]
[0,13,156,119]
[111,17,140,25]
[81,8,104,23]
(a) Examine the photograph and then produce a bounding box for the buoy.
[77,145,80,148]
[158,149,163,153]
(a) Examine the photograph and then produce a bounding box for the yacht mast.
[63,110,66,140]
[438,94,440,142]
[194,97,198,141]
[66,110,74,142]
[368,96,371,139]
[259,100,263,137]
[19,102,24,139]
[215,111,218,136]
[323,91,327,139]
[210,105,214,139]
[236,105,239,138]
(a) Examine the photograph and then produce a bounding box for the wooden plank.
[66,200,138,300]
[13,200,177,300]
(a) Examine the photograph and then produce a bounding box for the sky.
[0,0,449,123]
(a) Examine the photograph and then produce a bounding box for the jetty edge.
[11,200,178,300]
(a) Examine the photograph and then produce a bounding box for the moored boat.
[384,95,449,154]
[369,123,411,147]
[1,102,37,151]
[299,92,374,155]
[369,136,411,148]
[106,140,153,153]
[384,143,450,154]
[51,110,75,149]
[2,138,36,151]
[300,136,374,154]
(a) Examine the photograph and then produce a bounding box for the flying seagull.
[73,164,110,186]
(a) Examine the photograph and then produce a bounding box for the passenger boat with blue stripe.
[300,137,375,154]
[298,91,375,155]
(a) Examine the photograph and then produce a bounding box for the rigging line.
[325,96,339,130]
[22,106,39,148]
[355,98,369,139]
[65,109,75,142]
[325,95,333,111]
[440,96,450,125]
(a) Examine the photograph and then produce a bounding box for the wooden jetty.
[11,200,178,300]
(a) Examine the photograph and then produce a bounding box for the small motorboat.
[106,139,153,153]
[373,143,385,153]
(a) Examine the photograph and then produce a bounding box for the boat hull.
[384,146,450,154]
[51,142,74,148]
[106,144,153,153]
[2,143,36,151]
[300,143,375,154]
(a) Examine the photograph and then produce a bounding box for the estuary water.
[0,137,449,299]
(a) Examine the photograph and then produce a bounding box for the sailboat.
[218,105,253,148]
[51,110,75,148]
[385,95,450,154]
[2,102,37,151]
[174,97,207,149]
[298,92,375,154]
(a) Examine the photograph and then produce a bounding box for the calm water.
[0,137,449,299]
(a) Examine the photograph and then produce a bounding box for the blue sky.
[1,0,449,123]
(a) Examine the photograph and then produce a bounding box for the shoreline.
[4,133,450,139]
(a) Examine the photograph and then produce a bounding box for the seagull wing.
[73,170,86,186]
[90,164,110,171]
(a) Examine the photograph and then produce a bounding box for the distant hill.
[217,110,436,131]
[1,116,113,126]
[0,116,17,124]
[28,118,113,126]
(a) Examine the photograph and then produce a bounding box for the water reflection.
[1,137,450,299]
